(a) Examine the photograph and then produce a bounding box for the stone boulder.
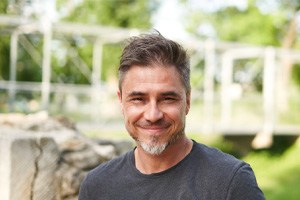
[0,112,133,200]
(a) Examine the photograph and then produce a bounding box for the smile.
[137,125,170,135]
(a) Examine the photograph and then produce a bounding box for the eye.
[162,97,177,103]
[132,98,142,101]
[130,97,144,103]
[164,97,174,100]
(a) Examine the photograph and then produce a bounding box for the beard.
[140,141,168,155]
[130,124,185,156]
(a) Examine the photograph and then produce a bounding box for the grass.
[244,139,300,200]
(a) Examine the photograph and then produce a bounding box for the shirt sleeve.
[78,175,90,200]
[225,163,266,200]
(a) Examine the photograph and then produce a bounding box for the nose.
[144,101,163,122]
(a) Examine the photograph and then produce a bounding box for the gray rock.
[0,131,60,200]
[0,113,132,200]
[56,163,87,198]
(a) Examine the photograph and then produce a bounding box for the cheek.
[123,105,142,123]
[164,106,186,121]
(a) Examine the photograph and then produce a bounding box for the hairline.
[118,63,191,95]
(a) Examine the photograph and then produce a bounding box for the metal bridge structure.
[1,1,300,148]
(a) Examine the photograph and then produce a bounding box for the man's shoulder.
[86,150,133,180]
[188,141,265,199]
[79,150,134,199]
[189,141,254,190]
[192,141,245,172]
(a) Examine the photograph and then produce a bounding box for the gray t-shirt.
[79,141,265,200]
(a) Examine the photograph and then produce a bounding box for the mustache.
[135,120,170,128]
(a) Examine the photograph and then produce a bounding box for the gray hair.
[119,32,190,93]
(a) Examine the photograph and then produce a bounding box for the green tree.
[0,1,44,82]
[59,0,155,29]
[0,1,10,80]
[54,0,159,83]
[185,0,289,46]
[183,0,300,110]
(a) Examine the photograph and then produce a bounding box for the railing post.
[220,51,233,128]
[41,22,52,110]
[203,39,216,134]
[91,38,103,120]
[8,31,19,112]
[252,47,276,148]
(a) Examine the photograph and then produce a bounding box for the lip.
[137,125,169,135]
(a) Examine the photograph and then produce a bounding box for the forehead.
[121,64,185,94]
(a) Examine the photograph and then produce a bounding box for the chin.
[139,141,168,155]
[129,126,186,155]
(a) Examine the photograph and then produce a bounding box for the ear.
[117,90,123,112]
[185,91,191,115]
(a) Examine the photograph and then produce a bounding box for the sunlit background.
[1,0,300,199]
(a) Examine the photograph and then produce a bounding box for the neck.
[134,137,193,174]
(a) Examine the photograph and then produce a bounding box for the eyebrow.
[127,91,179,96]
[161,91,180,97]
[125,91,181,100]
[127,91,146,97]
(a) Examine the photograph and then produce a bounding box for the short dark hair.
[119,32,190,93]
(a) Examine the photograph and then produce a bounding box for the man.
[79,32,265,199]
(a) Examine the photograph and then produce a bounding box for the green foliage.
[17,35,43,82]
[292,64,300,87]
[190,60,204,89]
[245,142,300,200]
[0,36,10,80]
[184,0,300,94]
[59,0,154,28]
[54,0,158,83]
[278,85,300,124]
[53,37,93,84]
[1,0,157,84]
[186,0,287,46]
[213,5,283,46]
[1,34,43,82]
[102,44,123,81]
[210,136,240,156]
[0,1,9,80]
[0,1,7,13]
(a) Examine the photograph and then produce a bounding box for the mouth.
[135,119,171,135]
[137,125,170,135]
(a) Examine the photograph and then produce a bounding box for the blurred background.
[0,0,300,199]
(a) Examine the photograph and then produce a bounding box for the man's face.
[118,64,190,155]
